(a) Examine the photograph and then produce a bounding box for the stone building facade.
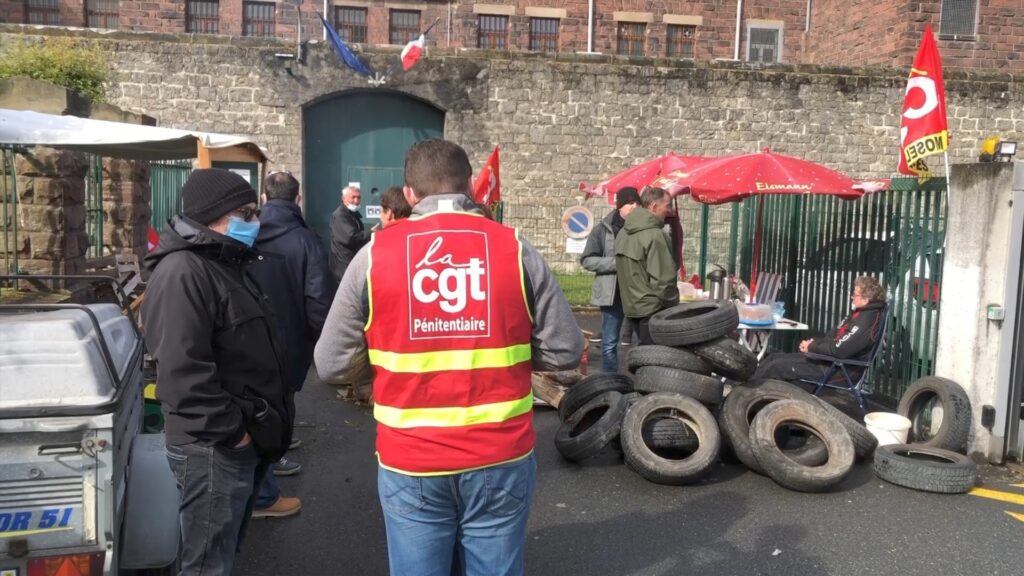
[2,1,1021,71]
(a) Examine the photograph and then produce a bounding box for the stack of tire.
[718,379,878,492]
[555,301,751,485]
[872,376,976,494]
[556,301,889,491]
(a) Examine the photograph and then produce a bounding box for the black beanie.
[181,168,257,225]
[616,187,640,209]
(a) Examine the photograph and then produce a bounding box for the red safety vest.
[365,210,534,475]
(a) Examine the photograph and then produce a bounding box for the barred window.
[86,0,118,29]
[243,1,275,37]
[478,15,508,50]
[335,6,367,44]
[186,0,219,35]
[26,0,60,25]
[666,24,695,58]
[939,0,977,38]
[617,22,645,57]
[529,17,559,53]
[748,27,780,63]
[389,10,420,45]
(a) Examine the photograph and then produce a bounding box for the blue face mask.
[226,216,260,247]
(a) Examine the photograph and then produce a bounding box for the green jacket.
[614,208,680,318]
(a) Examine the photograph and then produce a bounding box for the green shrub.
[0,38,108,102]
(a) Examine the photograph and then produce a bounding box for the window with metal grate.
[26,0,60,25]
[86,0,118,29]
[529,17,559,53]
[186,0,219,34]
[666,24,695,58]
[939,0,977,39]
[478,15,509,50]
[335,6,367,43]
[389,9,420,45]
[243,1,275,37]
[617,22,645,57]
[748,27,780,63]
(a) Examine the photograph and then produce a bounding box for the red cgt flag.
[898,24,949,177]
[472,146,501,205]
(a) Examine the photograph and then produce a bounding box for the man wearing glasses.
[751,276,887,384]
[143,168,293,575]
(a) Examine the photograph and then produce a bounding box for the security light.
[996,140,1017,161]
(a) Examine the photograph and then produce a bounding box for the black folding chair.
[800,304,890,415]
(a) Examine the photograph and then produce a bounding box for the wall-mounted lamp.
[996,140,1017,161]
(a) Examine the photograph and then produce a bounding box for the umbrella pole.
[750,195,765,302]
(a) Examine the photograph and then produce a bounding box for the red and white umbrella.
[580,153,708,205]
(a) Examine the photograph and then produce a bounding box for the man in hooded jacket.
[248,170,334,518]
[614,186,680,345]
[143,168,292,576]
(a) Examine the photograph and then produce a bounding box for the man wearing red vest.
[315,139,584,575]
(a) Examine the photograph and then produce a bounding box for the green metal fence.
[150,160,192,229]
[85,155,104,258]
[1,147,18,277]
[723,177,948,405]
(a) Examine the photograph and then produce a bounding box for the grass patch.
[555,273,593,307]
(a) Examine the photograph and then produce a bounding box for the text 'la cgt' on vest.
[364,210,535,475]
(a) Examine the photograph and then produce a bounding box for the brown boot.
[252,496,302,519]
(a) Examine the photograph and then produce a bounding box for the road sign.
[561,207,594,240]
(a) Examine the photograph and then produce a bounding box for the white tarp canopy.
[0,108,269,161]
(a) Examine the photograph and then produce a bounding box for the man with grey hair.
[328,184,370,282]
[614,186,680,345]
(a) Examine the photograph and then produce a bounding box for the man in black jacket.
[143,169,292,576]
[752,276,887,384]
[328,185,371,282]
[249,171,333,518]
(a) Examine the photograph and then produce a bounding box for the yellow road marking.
[1011,484,1024,489]
[969,487,1024,506]
[1006,511,1024,523]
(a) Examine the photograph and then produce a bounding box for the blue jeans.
[599,304,625,373]
[255,466,280,509]
[378,453,537,576]
[165,442,266,576]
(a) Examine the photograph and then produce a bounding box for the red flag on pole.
[898,24,948,177]
[472,147,501,205]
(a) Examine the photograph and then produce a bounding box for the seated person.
[751,276,887,385]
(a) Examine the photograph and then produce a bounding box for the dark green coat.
[614,208,680,318]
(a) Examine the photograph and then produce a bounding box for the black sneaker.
[588,333,602,343]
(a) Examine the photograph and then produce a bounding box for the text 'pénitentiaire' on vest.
[408,232,491,339]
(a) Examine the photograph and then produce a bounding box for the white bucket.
[864,412,912,446]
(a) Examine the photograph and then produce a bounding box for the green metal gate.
[150,160,192,230]
[712,177,948,405]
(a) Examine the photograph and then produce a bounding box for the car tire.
[640,415,701,453]
[872,444,977,494]
[626,344,713,375]
[554,391,627,463]
[634,365,725,406]
[719,380,826,474]
[621,393,720,485]
[687,336,758,381]
[557,373,633,422]
[750,399,856,493]
[649,302,739,347]
[897,376,972,454]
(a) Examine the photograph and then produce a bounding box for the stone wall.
[2,27,1022,269]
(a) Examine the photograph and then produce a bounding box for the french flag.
[401,34,425,71]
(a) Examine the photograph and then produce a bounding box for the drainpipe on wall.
[448,1,453,48]
[806,0,812,31]
[587,0,595,53]
[734,0,743,60]
[322,0,328,40]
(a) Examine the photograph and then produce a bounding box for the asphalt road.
[237,366,1023,576]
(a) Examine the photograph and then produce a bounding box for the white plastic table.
[738,318,810,360]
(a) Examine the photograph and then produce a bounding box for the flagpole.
[943,151,952,199]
